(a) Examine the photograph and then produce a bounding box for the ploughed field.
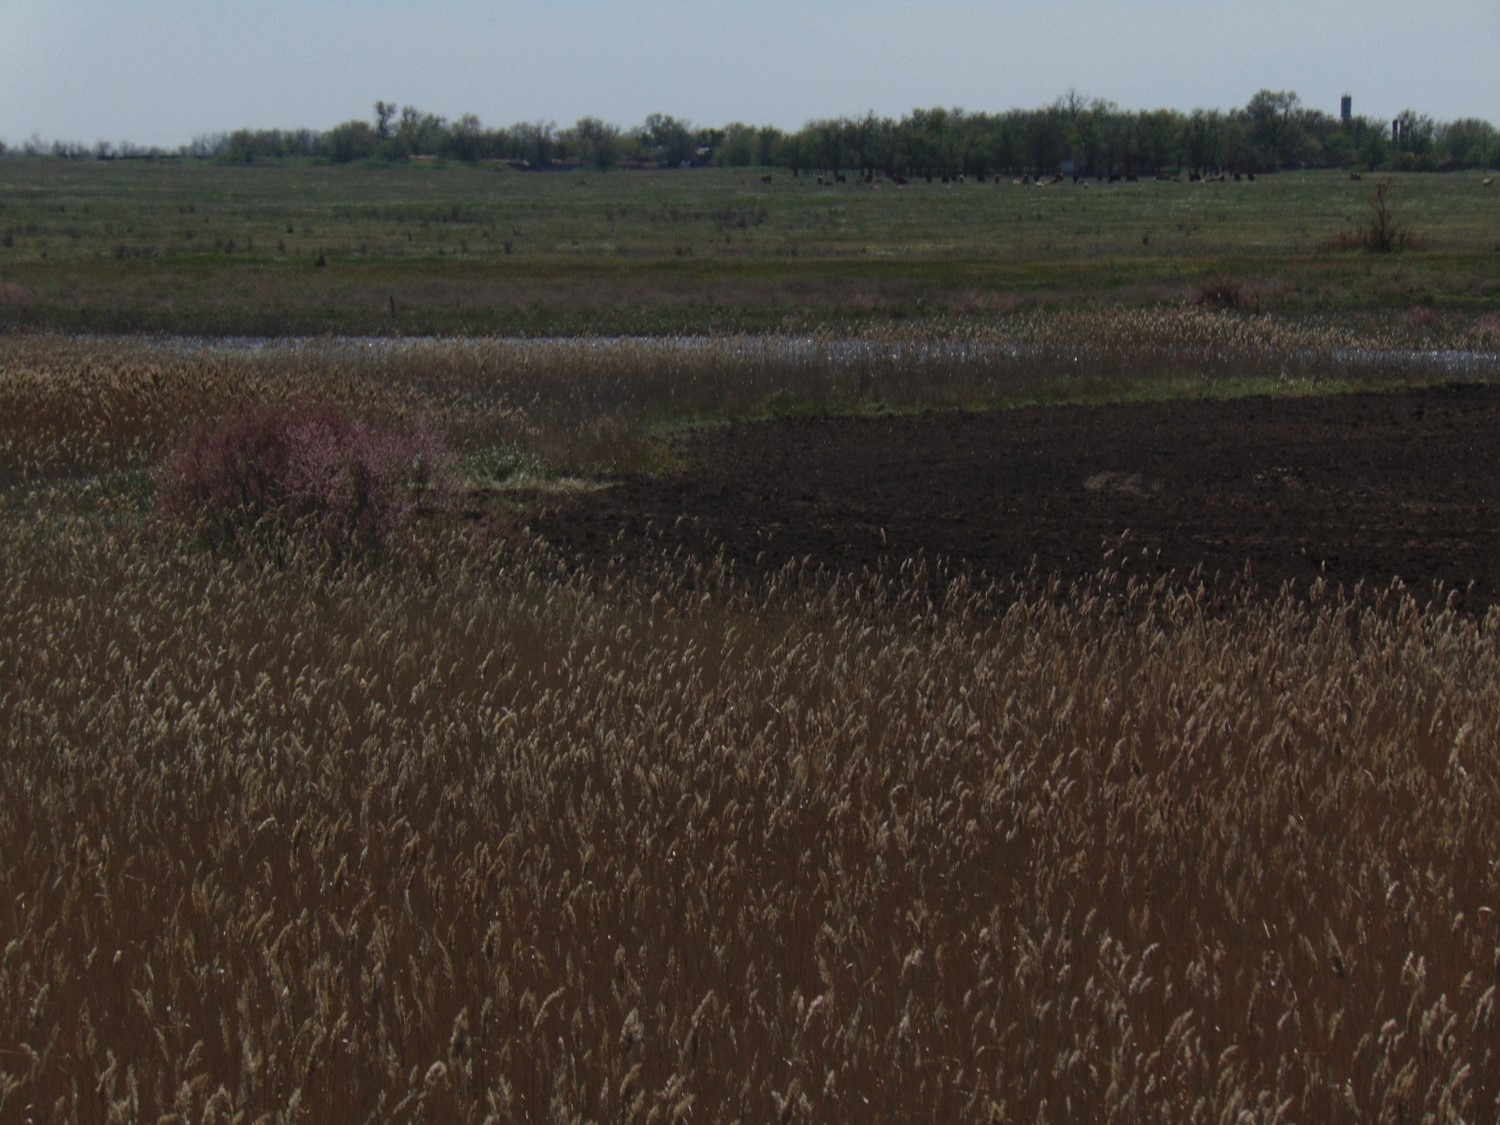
[530,381,1500,611]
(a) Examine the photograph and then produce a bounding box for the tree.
[754,126,783,168]
[441,114,486,162]
[1071,103,1108,177]
[394,107,447,159]
[643,113,695,166]
[1138,110,1182,173]
[1322,128,1357,169]
[847,111,882,177]
[806,117,847,174]
[1392,109,1437,169]
[903,107,959,177]
[716,122,759,167]
[1436,118,1498,170]
[572,116,622,171]
[1244,89,1303,169]
[323,119,378,163]
[1353,117,1391,171]
[513,120,556,167]
[374,101,397,141]
[773,130,810,177]
[1183,109,1224,175]
[1028,105,1067,175]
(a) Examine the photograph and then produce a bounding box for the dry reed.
[3,317,1493,492]
[3,333,1499,1120]
[2,513,1499,1120]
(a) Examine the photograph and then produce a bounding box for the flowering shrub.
[158,404,453,557]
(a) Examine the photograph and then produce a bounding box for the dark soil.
[526,383,1500,610]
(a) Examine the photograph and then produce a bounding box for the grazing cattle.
[761,174,773,185]
[1350,172,1363,181]
[1483,177,1494,187]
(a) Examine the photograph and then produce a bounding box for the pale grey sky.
[1,0,1495,149]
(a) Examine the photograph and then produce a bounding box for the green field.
[1,159,1496,335]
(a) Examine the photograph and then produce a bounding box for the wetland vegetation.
[2,146,1500,1120]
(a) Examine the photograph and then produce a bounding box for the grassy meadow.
[2,162,1500,1120]
[0,159,1497,334]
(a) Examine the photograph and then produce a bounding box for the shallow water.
[101,333,1500,379]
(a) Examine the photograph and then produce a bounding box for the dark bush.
[158,404,453,558]
[1190,275,1251,310]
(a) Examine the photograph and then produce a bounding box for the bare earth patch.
[528,383,1500,610]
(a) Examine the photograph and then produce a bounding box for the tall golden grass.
[3,517,1498,1120]
[3,332,1498,1120]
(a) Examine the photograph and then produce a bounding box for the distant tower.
[1340,95,1352,122]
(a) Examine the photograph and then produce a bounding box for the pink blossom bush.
[158,404,454,558]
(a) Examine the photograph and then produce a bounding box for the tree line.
[8,91,1496,177]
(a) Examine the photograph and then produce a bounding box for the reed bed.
[4,329,1500,1120]
[3,311,1494,490]
[2,514,1499,1121]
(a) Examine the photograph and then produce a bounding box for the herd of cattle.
[759,169,1264,189]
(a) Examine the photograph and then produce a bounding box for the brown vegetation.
[1190,275,1253,311]
[3,335,1500,1120]
[4,520,1500,1121]
[3,315,1493,491]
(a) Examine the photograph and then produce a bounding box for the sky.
[1,0,1495,150]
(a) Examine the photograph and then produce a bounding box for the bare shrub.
[157,403,453,557]
[1322,177,1424,253]
[1408,305,1440,329]
[1190,275,1251,310]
